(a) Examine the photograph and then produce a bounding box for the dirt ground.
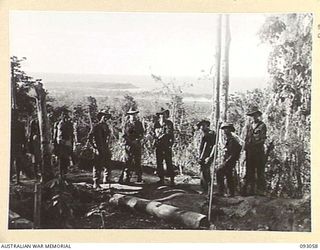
[9,162,311,231]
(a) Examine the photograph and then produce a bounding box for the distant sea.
[29,72,268,96]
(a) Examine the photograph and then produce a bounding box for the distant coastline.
[29,72,268,95]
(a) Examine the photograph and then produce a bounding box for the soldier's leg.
[156,147,164,182]
[226,166,235,197]
[200,162,211,193]
[244,150,255,194]
[93,152,102,188]
[15,148,23,184]
[102,149,112,184]
[59,156,69,178]
[165,148,174,184]
[256,148,266,193]
[124,150,134,182]
[134,149,142,182]
[216,165,226,195]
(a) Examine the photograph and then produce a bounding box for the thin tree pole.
[11,63,17,111]
[221,14,231,122]
[208,14,223,223]
[208,121,222,222]
[212,14,222,127]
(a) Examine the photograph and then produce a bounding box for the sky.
[10,11,271,81]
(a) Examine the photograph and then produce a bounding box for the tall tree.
[34,82,54,181]
[212,14,222,128]
[259,13,312,197]
[220,14,231,122]
[10,56,36,117]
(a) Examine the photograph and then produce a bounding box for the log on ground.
[109,193,208,229]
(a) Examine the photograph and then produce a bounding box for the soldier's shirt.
[199,130,216,160]
[154,119,174,147]
[123,120,144,145]
[30,119,40,138]
[89,122,110,149]
[223,134,241,163]
[246,120,267,147]
[56,119,74,146]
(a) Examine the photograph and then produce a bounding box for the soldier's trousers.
[93,147,111,182]
[57,144,72,177]
[11,144,24,182]
[244,145,265,193]
[199,161,211,192]
[216,162,236,196]
[156,146,174,179]
[121,145,142,181]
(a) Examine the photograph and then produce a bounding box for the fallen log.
[109,194,208,229]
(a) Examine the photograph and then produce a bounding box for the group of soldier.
[11,104,267,197]
[196,105,267,196]
[88,107,175,188]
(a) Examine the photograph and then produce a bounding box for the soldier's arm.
[88,126,96,148]
[253,123,267,145]
[73,122,79,144]
[53,122,58,143]
[122,123,132,145]
[138,121,144,140]
[167,121,174,146]
[56,122,63,144]
[208,132,217,159]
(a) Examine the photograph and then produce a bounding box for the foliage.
[43,178,77,228]
[258,13,312,198]
[10,56,36,118]
[11,14,312,200]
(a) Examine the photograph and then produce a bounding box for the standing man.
[11,110,27,184]
[53,111,75,179]
[88,110,112,189]
[154,108,175,185]
[197,120,216,194]
[216,123,242,197]
[29,116,41,179]
[242,106,267,196]
[120,107,144,183]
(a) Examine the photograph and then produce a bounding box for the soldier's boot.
[170,176,175,186]
[102,170,110,184]
[137,174,142,183]
[102,175,108,184]
[118,170,126,184]
[93,179,101,189]
[124,168,132,183]
[156,177,164,185]
[16,172,21,185]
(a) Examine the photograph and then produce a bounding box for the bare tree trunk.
[212,14,222,128]
[220,14,231,122]
[284,99,292,140]
[33,182,41,228]
[34,83,53,182]
[11,65,17,111]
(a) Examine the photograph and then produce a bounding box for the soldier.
[53,111,75,179]
[11,111,27,184]
[88,110,112,189]
[154,108,175,185]
[197,120,216,194]
[216,123,242,197]
[242,106,267,196]
[119,107,144,183]
[29,117,41,179]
